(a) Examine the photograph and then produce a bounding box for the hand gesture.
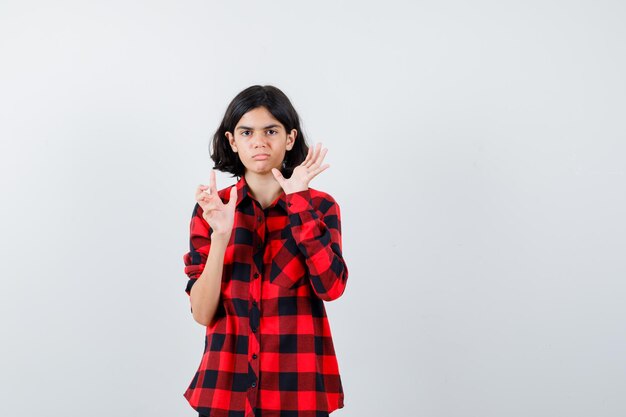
[195,170,237,238]
[271,142,330,194]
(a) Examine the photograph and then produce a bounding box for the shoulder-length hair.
[210,85,310,178]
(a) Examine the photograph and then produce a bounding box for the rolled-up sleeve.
[285,190,348,301]
[182,203,212,296]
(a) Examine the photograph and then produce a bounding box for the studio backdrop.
[1,1,625,416]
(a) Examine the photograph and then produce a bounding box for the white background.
[1,1,625,416]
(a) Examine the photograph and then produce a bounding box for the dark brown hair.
[210,85,309,178]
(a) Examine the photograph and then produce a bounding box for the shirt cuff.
[285,189,313,213]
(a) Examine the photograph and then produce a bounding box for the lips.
[252,154,270,160]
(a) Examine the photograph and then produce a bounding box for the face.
[225,106,297,175]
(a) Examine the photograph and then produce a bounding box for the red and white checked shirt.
[182,174,349,417]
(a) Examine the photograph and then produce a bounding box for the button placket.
[248,204,265,400]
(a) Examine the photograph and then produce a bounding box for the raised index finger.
[210,169,218,195]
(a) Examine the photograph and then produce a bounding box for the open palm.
[272,143,330,194]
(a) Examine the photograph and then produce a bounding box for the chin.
[247,166,278,175]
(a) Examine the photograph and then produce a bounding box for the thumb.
[227,185,237,208]
[271,168,285,185]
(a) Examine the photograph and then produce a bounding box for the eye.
[241,130,251,136]
[267,129,277,135]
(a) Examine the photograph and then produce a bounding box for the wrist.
[286,187,309,195]
[210,231,231,243]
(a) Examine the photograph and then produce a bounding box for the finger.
[196,192,207,204]
[311,147,328,168]
[202,197,222,212]
[210,170,217,195]
[196,187,210,200]
[308,163,330,179]
[197,188,218,204]
[195,185,209,199]
[196,193,213,208]
[304,143,318,167]
[300,146,311,166]
[300,146,312,166]
[306,143,322,168]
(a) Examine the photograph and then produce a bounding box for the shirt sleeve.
[182,203,212,299]
[285,189,349,301]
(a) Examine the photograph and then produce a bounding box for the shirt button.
[252,354,257,359]
[252,300,257,306]
[257,215,262,222]
[253,273,259,278]
[251,382,256,388]
[251,327,257,333]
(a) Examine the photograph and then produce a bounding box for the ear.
[225,131,237,152]
[286,129,297,151]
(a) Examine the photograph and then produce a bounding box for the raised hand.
[271,142,330,194]
[195,169,237,238]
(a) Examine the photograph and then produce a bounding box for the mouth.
[252,154,270,160]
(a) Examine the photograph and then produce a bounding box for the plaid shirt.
[182,174,349,417]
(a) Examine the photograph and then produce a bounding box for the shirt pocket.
[269,237,306,289]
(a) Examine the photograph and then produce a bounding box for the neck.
[244,171,284,209]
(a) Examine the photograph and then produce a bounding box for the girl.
[182,85,349,417]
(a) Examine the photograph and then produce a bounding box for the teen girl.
[182,85,349,417]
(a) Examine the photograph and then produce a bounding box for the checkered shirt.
[182,174,348,417]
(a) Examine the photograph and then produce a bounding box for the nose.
[251,132,268,147]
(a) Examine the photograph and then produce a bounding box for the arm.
[285,190,348,301]
[184,174,237,326]
[183,204,230,326]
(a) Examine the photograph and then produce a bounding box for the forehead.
[235,107,284,129]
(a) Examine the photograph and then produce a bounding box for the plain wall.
[1,0,625,416]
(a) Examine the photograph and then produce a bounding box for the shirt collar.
[235,175,287,212]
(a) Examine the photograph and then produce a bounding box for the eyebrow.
[237,124,282,131]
